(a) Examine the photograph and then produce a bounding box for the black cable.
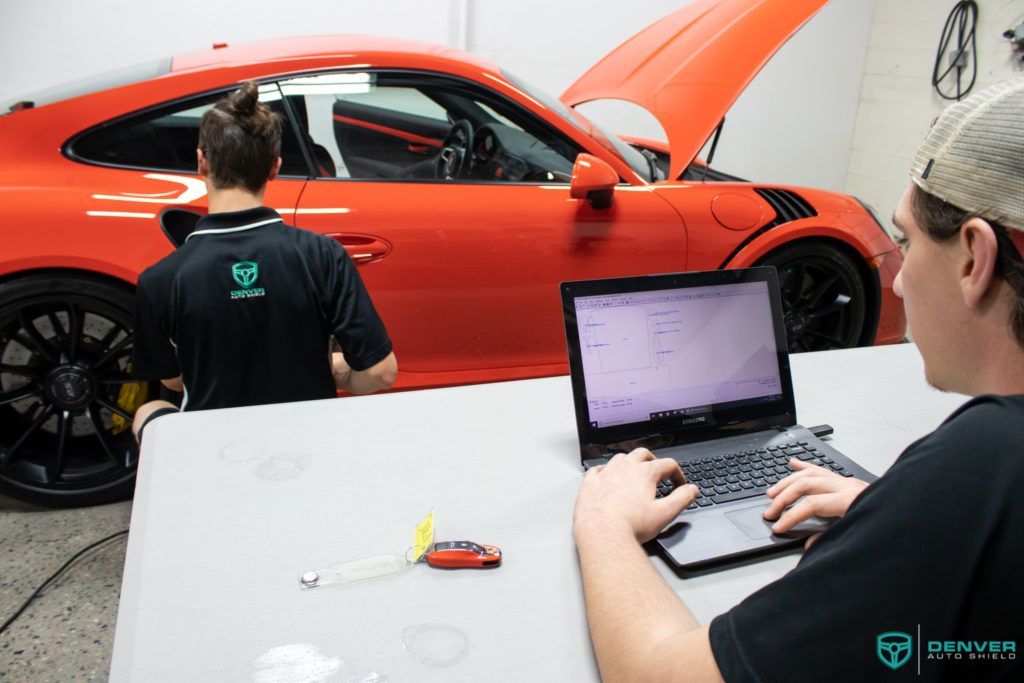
[933,1,979,101]
[0,529,129,636]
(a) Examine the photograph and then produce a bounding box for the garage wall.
[0,1,455,99]
[844,0,1024,234]
[0,0,872,193]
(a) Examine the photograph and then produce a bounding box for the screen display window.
[573,281,783,428]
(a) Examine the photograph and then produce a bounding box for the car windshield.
[500,70,655,182]
[1,57,172,114]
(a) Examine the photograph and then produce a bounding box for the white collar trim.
[185,217,282,242]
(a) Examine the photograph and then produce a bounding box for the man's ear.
[197,148,209,178]
[268,156,282,182]
[959,217,999,309]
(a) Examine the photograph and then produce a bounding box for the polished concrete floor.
[0,493,131,682]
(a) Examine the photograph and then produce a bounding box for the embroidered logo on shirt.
[230,261,266,299]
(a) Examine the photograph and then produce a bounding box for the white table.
[111,344,967,682]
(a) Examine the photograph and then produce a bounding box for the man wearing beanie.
[573,78,1024,682]
[130,82,397,441]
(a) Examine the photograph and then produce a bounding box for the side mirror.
[570,153,617,210]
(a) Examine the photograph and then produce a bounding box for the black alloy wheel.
[756,242,868,353]
[0,275,152,507]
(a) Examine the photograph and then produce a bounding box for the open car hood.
[561,0,829,179]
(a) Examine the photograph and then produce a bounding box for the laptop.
[561,267,877,570]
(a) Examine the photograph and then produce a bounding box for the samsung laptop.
[561,267,877,570]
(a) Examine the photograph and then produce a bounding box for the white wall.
[0,0,873,192]
[0,1,455,99]
[845,0,1024,233]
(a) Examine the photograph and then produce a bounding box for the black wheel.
[0,274,152,507]
[757,242,868,353]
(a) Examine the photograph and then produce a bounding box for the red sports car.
[0,0,904,506]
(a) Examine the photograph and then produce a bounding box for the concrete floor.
[0,494,131,682]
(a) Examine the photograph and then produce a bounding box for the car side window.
[279,71,582,183]
[70,84,308,176]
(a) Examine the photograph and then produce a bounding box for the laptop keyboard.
[656,441,855,510]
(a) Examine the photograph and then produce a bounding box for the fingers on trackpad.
[725,504,832,540]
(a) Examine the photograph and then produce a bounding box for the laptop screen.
[562,268,796,453]
[574,280,783,428]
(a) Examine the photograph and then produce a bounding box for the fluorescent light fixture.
[280,84,370,96]
[257,84,282,102]
[280,73,374,97]
[286,73,372,85]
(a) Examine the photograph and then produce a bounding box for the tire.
[0,274,153,507]
[756,242,868,353]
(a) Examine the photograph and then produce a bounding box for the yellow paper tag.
[412,510,435,562]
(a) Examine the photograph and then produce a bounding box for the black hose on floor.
[0,529,129,636]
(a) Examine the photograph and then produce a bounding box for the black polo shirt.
[132,207,392,411]
[709,394,1024,682]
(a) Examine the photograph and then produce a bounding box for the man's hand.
[574,448,700,544]
[763,459,869,544]
[573,448,724,683]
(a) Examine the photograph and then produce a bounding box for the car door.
[282,70,686,387]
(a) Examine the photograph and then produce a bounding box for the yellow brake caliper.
[110,364,148,435]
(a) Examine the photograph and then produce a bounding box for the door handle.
[327,233,392,264]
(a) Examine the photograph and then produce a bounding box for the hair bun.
[228,81,260,117]
[201,79,283,172]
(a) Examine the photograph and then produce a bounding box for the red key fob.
[425,541,502,569]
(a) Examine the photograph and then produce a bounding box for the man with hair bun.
[572,77,1024,682]
[131,81,396,441]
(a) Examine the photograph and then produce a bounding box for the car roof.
[1,35,511,135]
[171,35,499,74]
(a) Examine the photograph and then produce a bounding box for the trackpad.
[725,504,776,539]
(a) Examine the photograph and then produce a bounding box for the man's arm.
[575,450,872,682]
[320,236,394,393]
[574,449,724,683]
[332,351,397,395]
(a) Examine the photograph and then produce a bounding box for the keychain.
[298,511,502,589]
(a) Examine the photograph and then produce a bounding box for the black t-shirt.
[131,207,392,411]
[710,395,1024,682]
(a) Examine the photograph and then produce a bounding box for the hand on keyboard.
[574,448,700,544]
[762,459,870,546]
[657,441,837,509]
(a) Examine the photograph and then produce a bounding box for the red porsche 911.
[0,0,904,506]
